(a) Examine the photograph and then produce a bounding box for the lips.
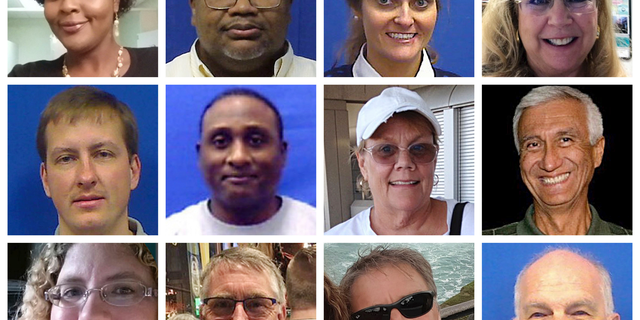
[540,173,570,185]
[59,21,88,34]
[223,22,263,39]
[223,173,258,184]
[73,194,106,209]
[389,180,420,186]
[387,32,417,41]
[544,37,576,46]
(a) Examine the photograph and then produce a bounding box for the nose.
[78,290,110,320]
[227,0,259,15]
[227,141,251,168]
[231,301,250,320]
[547,0,572,26]
[58,0,80,12]
[390,309,405,320]
[77,158,98,188]
[540,144,563,172]
[394,148,416,170]
[393,3,414,27]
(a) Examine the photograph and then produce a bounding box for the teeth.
[390,181,418,185]
[547,37,575,46]
[388,33,416,40]
[541,173,570,185]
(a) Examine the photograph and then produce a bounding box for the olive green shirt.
[483,204,631,235]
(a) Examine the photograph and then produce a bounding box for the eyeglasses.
[45,281,157,308]
[204,0,281,9]
[202,297,278,319]
[363,143,438,165]
[514,0,596,16]
[351,291,436,320]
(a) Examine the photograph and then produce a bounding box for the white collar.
[191,40,295,77]
[352,44,436,77]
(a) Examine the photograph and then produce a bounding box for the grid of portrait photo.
[2,0,636,319]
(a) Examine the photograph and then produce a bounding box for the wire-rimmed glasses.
[514,0,597,16]
[204,0,281,10]
[45,281,158,308]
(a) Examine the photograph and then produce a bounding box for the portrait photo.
[483,243,631,320]
[482,85,631,234]
[8,85,159,235]
[165,85,316,235]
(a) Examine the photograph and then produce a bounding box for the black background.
[482,85,632,231]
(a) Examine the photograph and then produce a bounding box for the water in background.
[324,243,474,304]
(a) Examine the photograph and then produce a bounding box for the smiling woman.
[8,0,157,77]
[482,0,625,77]
[325,0,458,77]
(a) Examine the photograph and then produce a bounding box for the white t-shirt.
[325,198,474,235]
[166,196,316,235]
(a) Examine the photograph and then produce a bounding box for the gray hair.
[339,246,438,313]
[513,247,615,319]
[200,246,286,303]
[512,86,603,154]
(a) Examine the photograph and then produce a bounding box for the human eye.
[413,0,430,9]
[56,155,76,164]
[60,285,85,301]
[211,134,230,149]
[526,0,550,5]
[95,150,115,159]
[247,134,268,148]
[524,140,541,151]
[246,298,273,316]
[376,0,393,6]
[108,283,138,296]
[375,144,397,157]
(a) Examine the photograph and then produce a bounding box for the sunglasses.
[351,291,435,320]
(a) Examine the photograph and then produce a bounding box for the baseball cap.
[356,87,441,146]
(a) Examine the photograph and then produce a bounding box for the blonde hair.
[482,0,625,77]
[15,243,157,320]
[338,0,441,65]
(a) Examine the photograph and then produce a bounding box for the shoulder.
[325,208,371,235]
[434,67,460,77]
[9,57,64,77]
[325,64,353,77]
[482,222,519,235]
[166,200,209,234]
[166,52,192,76]
[289,54,316,76]
[125,47,158,77]
[277,196,316,234]
[441,199,474,235]
[603,221,632,235]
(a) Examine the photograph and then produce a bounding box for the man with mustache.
[166,0,315,77]
[166,88,316,235]
[483,86,630,235]
[37,86,147,235]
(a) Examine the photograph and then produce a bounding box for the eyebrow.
[525,299,598,311]
[50,141,122,155]
[57,271,146,285]
[520,128,579,143]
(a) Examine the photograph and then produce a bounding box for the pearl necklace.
[62,46,124,77]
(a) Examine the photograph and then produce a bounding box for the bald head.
[514,249,619,320]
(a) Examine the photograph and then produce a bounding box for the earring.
[596,26,600,39]
[113,13,120,38]
[515,29,520,43]
[433,174,440,187]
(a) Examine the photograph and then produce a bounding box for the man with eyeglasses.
[200,247,287,320]
[166,87,316,235]
[166,0,316,77]
[340,246,441,320]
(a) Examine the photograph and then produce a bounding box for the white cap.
[356,87,441,146]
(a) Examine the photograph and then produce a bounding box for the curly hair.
[482,0,625,77]
[324,274,349,320]
[33,0,136,15]
[15,243,157,320]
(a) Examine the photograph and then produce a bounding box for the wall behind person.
[482,243,631,320]
[323,0,473,76]
[8,85,159,235]
[165,85,316,216]
[165,0,317,62]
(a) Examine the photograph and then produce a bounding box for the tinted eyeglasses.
[45,281,157,308]
[363,143,438,165]
[351,291,436,320]
[202,297,278,319]
[514,0,596,16]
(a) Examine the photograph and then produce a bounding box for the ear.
[190,0,197,26]
[196,142,201,153]
[276,302,287,320]
[129,154,141,190]
[607,313,620,320]
[113,0,120,14]
[593,136,605,168]
[40,162,52,198]
[356,150,368,182]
